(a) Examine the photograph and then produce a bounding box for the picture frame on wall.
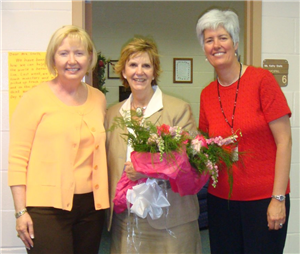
[173,58,193,83]
[107,60,119,79]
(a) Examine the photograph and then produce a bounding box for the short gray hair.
[196,9,240,51]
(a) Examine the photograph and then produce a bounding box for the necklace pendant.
[232,145,239,162]
[136,107,143,117]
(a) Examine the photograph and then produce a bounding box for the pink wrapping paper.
[113,173,147,214]
[113,150,209,213]
[130,150,185,179]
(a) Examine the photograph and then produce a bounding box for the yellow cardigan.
[8,83,109,211]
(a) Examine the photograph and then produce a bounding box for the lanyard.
[217,63,242,134]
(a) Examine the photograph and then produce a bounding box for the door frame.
[72,0,262,69]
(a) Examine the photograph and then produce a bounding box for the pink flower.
[183,139,189,145]
[169,126,178,136]
[147,133,159,145]
[191,135,208,152]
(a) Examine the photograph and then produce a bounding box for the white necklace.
[217,64,243,87]
[217,77,239,87]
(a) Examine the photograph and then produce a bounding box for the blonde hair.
[114,37,162,88]
[45,25,97,76]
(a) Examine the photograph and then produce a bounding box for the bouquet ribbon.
[126,178,170,220]
[113,149,209,214]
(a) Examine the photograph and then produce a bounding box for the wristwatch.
[272,195,286,202]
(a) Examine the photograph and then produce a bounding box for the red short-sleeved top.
[199,66,291,201]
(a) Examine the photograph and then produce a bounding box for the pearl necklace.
[217,64,243,87]
[217,77,239,87]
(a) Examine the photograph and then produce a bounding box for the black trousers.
[207,193,290,254]
[27,192,105,254]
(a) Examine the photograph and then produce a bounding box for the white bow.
[126,178,170,220]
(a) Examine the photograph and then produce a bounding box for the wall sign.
[8,52,55,118]
[263,59,289,87]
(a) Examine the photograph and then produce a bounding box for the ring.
[279,223,283,227]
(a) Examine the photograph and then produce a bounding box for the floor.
[98,228,211,254]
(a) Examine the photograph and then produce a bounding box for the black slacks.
[27,192,105,254]
[207,193,290,254]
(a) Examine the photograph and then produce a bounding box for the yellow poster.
[8,52,55,118]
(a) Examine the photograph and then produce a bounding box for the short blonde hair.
[45,25,97,76]
[114,37,162,88]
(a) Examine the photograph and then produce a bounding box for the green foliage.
[95,52,109,95]
[109,113,188,157]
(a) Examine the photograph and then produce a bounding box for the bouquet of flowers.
[112,115,189,158]
[186,132,242,198]
[110,113,241,215]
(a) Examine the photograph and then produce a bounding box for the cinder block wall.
[1,2,72,253]
[261,2,300,253]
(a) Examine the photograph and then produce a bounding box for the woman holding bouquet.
[196,9,292,254]
[105,37,202,253]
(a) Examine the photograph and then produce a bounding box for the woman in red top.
[196,9,292,254]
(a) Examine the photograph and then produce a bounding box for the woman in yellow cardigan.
[8,25,109,254]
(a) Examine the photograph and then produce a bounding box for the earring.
[205,58,208,61]
[235,53,237,57]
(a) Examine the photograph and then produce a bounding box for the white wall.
[1,1,72,253]
[261,1,300,253]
